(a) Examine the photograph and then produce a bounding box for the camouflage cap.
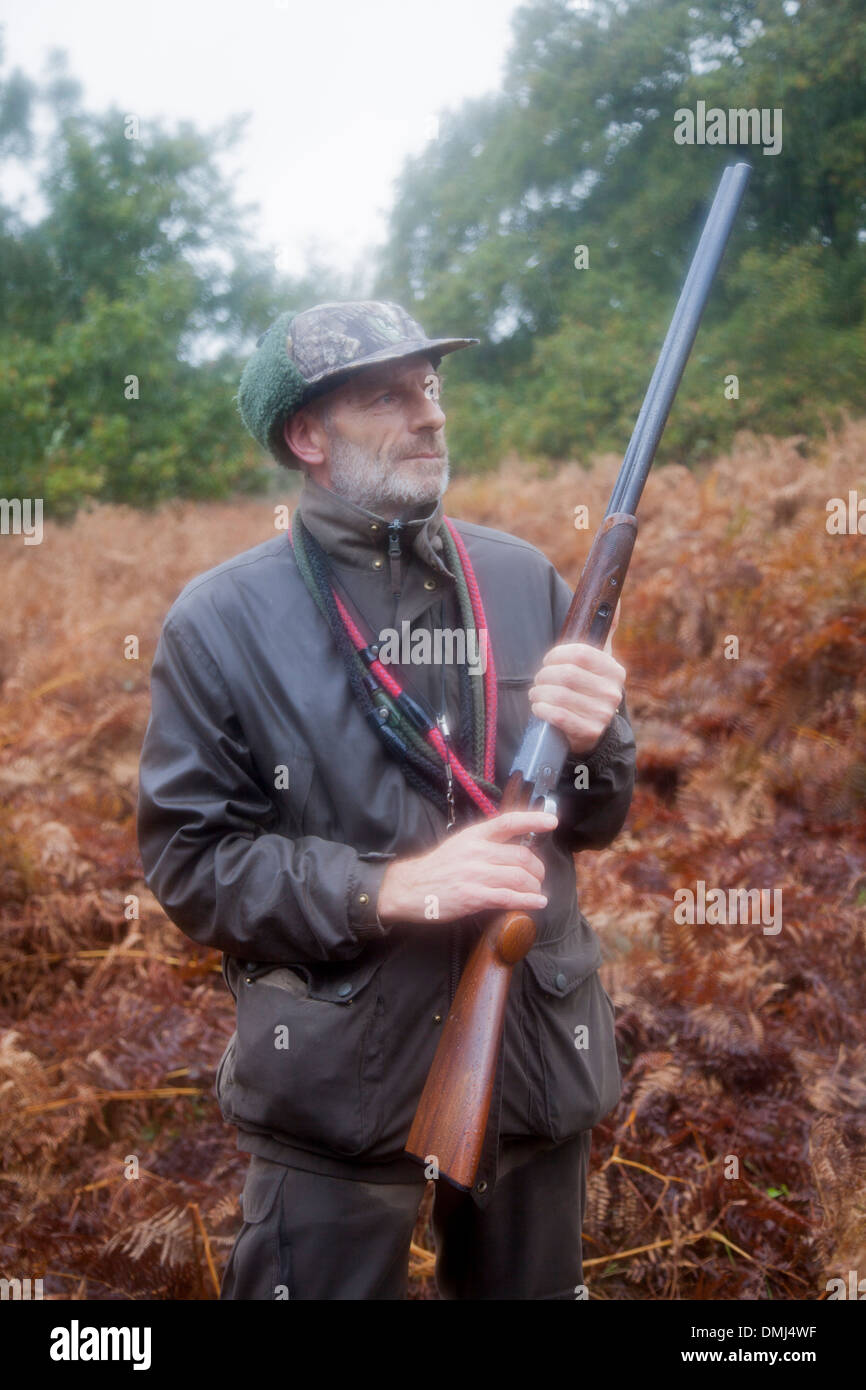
[237,299,480,468]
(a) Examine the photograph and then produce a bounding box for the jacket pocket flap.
[250,942,389,1004]
[523,918,603,997]
[227,945,390,1157]
[305,948,387,1003]
[226,942,388,1004]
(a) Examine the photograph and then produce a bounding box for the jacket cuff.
[580,716,621,775]
[568,694,628,777]
[347,853,397,942]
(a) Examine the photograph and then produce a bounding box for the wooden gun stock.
[405,516,637,1189]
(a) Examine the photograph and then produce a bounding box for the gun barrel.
[607,161,751,519]
[405,162,751,1191]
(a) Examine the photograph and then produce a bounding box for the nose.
[410,382,446,432]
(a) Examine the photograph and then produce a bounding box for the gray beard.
[324,433,450,515]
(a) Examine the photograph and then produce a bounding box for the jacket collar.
[296,473,449,573]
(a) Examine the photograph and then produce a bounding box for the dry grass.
[1,417,864,1299]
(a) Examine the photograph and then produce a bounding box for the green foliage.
[375,0,866,467]
[2,1,865,513]
[0,38,321,517]
[0,272,271,516]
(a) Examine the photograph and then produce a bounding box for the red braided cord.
[427,727,499,818]
[331,591,499,818]
[288,523,499,818]
[443,518,499,783]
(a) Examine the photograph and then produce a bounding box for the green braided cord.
[475,770,502,799]
[372,688,499,797]
[291,517,388,727]
[435,524,500,800]
[292,512,440,772]
[371,688,442,770]
[291,513,330,624]
[291,511,499,801]
[439,523,486,776]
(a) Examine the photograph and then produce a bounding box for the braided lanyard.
[288,513,500,822]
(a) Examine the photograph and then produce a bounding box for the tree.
[0,38,331,515]
[374,0,866,466]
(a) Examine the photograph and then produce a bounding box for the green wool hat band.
[236,311,310,469]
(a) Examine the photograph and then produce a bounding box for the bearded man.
[137,300,636,1301]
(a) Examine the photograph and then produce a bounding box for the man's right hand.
[376,810,557,925]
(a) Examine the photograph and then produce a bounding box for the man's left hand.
[528,604,626,757]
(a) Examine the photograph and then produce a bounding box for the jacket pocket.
[215,1030,236,1100]
[495,674,534,781]
[219,947,388,1157]
[518,927,622,1142]
[222,1157,290,1300]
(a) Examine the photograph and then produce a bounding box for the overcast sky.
[3,0,524,281]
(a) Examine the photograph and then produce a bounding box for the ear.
[284,406,328,468]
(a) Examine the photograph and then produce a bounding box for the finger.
[480,865,546,894]
[529,692,621,737]
[478,888,548,912]
[530,700,613,750]
[485,843,546,880]
[478,810,558,841]
[478,855,545,890]
[539,643,626,684]
[529,668,623,705]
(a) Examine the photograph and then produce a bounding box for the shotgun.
[405,161,752,1190]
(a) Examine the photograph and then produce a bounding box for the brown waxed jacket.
[137,476,636,1189]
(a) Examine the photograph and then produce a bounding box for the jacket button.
[432,1014,442,1024]
[555,971,567,990]
[372,558,384,570]
[337,982,352,997]
[358,893,370,906]
[476,1179,488,1194]
[370,522,380,532]
[423,578,436,590]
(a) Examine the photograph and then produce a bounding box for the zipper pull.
[436,712,457,831]
[387,520,403,596]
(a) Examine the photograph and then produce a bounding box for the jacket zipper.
[387,519,403,595]
[382,544,458,1002]
[438,608,461,1007]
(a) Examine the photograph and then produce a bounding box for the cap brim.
[301,336,479,390]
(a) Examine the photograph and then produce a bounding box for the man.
[137,299,636,1301]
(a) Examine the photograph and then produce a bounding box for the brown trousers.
[219,1131,591,1301]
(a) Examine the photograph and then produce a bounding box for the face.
[288,354,449,517]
